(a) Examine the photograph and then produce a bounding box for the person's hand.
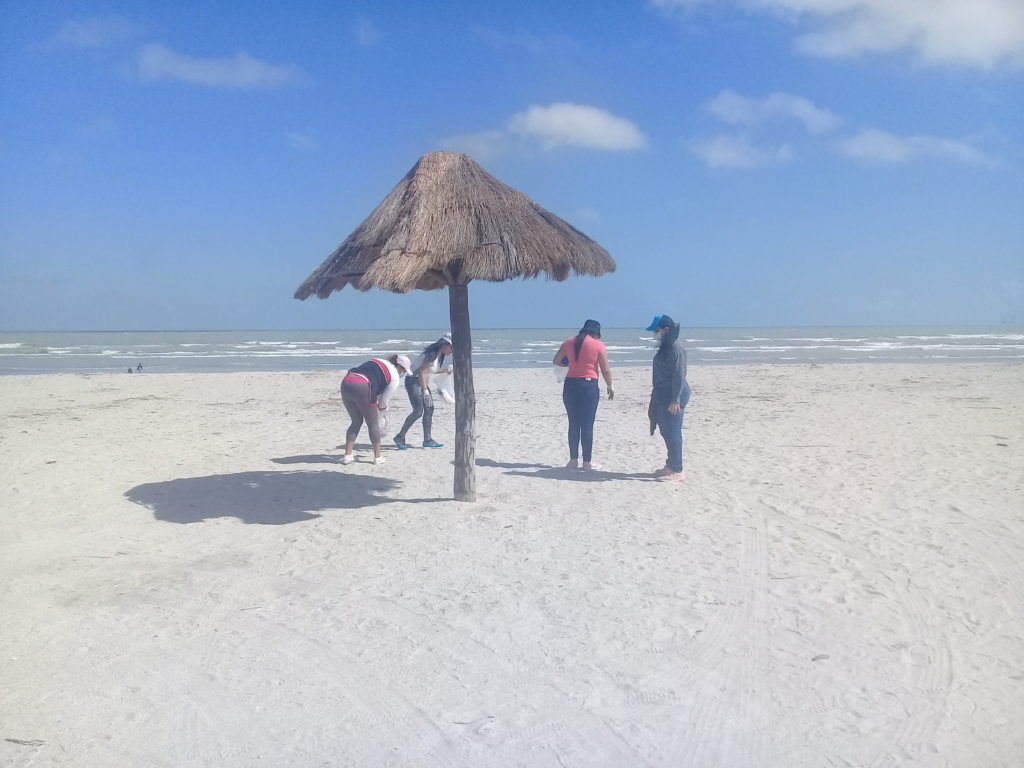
[444,367,453,375]
[607,387,614,400]
[668,402,681,415]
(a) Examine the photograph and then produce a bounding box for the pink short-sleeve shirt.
[564,335,604,379]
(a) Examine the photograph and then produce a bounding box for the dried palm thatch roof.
[294,151,615,299]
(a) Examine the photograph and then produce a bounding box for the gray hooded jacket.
[652,328,688,405]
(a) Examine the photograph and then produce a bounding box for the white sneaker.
[373,456,387,465]
[341,454,354,465]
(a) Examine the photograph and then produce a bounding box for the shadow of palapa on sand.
[270,454,342,465]
[271,445,408,466]
[476,457,657,483]
[125,470,402,525]
[475,458,550,470]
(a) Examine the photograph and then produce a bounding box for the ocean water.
[0,327,1021,375]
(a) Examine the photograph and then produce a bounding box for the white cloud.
[507,103,647,151]
[692,134,793,168]
[440,130,514,162]
[441,103,646,159]
[82,113,119,139]
[473,26,578,55]
[707,90,840,133]
[46,149,83,168]
[51,17,142,48]
[651,0,705,8]
[572,207,602,224]
[287,132,318,150]
[695,90,995,169]
[654,0,1024,69]
[840,128,993,165]
[354,18,382,46]
[135,43,302,89]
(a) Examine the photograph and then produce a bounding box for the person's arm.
[552,341,570,366]
[377,377,397,410]
[419,365,430,391]
[598,347,613,399]
[668,346,684,414]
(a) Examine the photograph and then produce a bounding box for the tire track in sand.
[353,594,653,767]
[255,613,466,767]
[172,607,466,768]
[758,500,952,767]
[664,498,770,768]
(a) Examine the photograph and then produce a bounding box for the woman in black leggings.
[394,334,453,449]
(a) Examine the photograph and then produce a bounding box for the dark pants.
[562,377,600,462]
[398,375,433,441]
[341,380,382,444]
[655,382,690,472]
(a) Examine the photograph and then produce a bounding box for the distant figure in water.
[137,363,143,372]
[127,367,133,373]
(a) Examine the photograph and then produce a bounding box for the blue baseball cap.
[645,314,674,332]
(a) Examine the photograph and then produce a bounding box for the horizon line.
[2,322,1022,334]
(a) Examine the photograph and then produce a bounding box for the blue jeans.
[655,382,690,472]
[563,378,600,462]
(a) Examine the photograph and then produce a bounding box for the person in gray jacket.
[646,314,691,481]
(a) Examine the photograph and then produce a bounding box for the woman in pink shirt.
[553,319,614,470]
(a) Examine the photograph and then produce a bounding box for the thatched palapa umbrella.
[295,151,615,502]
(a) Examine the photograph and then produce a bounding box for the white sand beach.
[1,363,1022,767]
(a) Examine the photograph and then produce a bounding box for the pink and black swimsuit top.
[346,358,394,402]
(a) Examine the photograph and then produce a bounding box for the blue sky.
[1,0,1022,330]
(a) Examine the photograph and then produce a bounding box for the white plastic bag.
[432,371,455,404]
[553,355,568,382]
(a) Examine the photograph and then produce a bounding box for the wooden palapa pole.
[447,271,476,502]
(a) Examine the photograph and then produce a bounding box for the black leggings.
[398,375,433,441]
[562,378,600,462]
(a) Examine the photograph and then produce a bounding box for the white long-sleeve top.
[348,357,402,411]
[374,359,401,411]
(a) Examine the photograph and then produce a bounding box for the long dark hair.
[573,330,600,358]
[421,339,448,369]
[573,329,589,356]
[655,321,680,357]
